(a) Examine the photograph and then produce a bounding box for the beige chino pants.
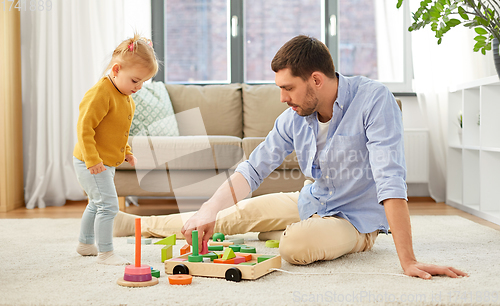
[141,191,378,265]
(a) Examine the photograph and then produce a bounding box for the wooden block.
[180,244,190,255]
[125,265,152,275]
[124,273,152,282]
[213,258,235,264]
[202,252,218,261]
[188,254,203,262]
[239,246,256,253]
[222,248,236,260]
[233,256,246,264]
[208,245,223,251]
[117,277,158,287]
[265,240,280,248]
[155,234,176,245]
[234,253,252,262]
[151,269,161,278]
[228,245,241,252]
[227,237,244,244]
[212,232,225,242]
[127,237,152,244]
[238,262,256,266]
[257,255,275,263]
[161,245,173,262]
[208,241,233,247]
[168,274,192,285]
[200,240,208,255]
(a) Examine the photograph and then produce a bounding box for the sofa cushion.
[115,169,238,198]
[166,84,243,138]
[241,137,299,170]
[130,82,179,136]
[242,84,288,137]
[119,135,243,171]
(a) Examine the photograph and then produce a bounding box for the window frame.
[152,0,414,93]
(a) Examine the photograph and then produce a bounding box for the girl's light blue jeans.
[73,157,119,253]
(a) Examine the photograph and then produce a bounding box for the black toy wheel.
[225,267,242,282]
[172,264,189,275]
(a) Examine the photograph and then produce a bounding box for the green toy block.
[188,254,203,262]
[154,234,176,245]
[202,252,218,261]
[212,232,225,242]
[207,245,223,251]
[222,247,236,260]
[151,269,161,278]
[257,255,275,263]
[161,245,173,262]
[228,245,241,252]
[239,246,256,253]
[265,239,280,248]
[238,262,256,266]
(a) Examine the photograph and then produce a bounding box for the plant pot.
[458,128,462,145]
[494,38,500,79]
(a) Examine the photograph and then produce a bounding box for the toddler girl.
[73,33,158,265]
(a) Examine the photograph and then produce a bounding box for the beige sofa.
[114,83,306,210]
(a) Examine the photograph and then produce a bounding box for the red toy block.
[200,240,208,255]
[233,256,246,264]
[234,253,252,262]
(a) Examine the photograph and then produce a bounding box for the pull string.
[269,268,409,278]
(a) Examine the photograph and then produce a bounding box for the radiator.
[403,130,429,183]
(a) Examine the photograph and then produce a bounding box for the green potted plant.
[397,0,500,77]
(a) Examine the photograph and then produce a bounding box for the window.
[164,0,229,83]
[335,0,411,91]
[153,0,413,92]
[244,0,322,83]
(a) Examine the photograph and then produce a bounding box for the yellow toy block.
[155,234,176,245]
[222,247,236,260]
[161,245,173,262]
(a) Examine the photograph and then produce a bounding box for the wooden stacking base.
[117,277,159,287]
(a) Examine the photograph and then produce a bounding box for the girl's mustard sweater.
[73,77,135,168]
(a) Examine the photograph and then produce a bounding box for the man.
[114,35,467,279]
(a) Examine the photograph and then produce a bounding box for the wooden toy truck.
[165,253,281,282]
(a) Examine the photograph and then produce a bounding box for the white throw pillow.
[130,82,180,136]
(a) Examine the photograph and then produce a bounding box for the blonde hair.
[104,32,159,79]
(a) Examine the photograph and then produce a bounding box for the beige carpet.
[0,215,499,306]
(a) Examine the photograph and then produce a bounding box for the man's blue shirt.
[235,73,407,234]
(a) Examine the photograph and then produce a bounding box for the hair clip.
[128,42,134,52]
[148,41,153,47]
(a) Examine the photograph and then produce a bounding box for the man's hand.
[88,162,106,174]
[403,261,468,280]
[180,204,218,252]
[384,198,468,280]
[180,172,251,251]
[125,154,137,166]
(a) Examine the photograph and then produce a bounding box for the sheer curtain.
[21,0,151,208]
[374,0,404,83]
[409,0,496,202]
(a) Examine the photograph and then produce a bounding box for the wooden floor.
[1,197,499,231]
